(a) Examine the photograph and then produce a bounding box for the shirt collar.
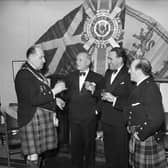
[137,76,150,86]
[117,64,124,73]
[80,68,89,76]
[112,64,123,74]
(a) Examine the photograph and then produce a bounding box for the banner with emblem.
[82,0,125,74]
[124,5,168,79]
[36,0,125,76]
[35,0,168,79]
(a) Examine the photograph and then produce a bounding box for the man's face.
[76,53,90,71]
[30,48,45,70]
[129,60,139,82]
[108,51,121,70]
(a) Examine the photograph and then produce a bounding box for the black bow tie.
[79,72,86,76]
[111,69,117,74]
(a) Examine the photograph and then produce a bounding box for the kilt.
[129,135,167,168]
[20,107,58,155]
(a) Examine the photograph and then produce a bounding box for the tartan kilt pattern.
[20,107,58,155]
[129,135,167,168]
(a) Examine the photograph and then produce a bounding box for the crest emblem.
[82,8,123,49]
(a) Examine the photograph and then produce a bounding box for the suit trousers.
[102,123,129,168]
[70,117,97,168]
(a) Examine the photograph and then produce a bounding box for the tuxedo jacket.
[15,63,55,127]
[65,70,103,122]
[101,66,133,126]
[126,77,165,141]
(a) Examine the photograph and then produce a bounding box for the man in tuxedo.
[100,47,133,168]
[126,58,167,167]
[66,51,103,168]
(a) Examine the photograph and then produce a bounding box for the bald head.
[26,45,46,70]
[129,58,152,83]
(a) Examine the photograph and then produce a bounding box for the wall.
[0,0,168,106]
[0,0,81,106]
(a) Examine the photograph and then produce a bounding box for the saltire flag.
[36,0,126,76]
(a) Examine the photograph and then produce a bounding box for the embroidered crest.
[132,24,155,58]
[82,8,123,49]
[127,24,155,59]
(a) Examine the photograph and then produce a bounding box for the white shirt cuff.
[112,96,117,106]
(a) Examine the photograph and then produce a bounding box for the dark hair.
[135,58,152,76]
[110,47,127,65]
[26,45,37,58]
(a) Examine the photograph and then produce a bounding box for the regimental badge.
[82,8,123,50]
[40,85,47,95]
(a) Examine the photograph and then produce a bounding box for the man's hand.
[56,97,66,110]
[101,92,116,102]
[52,81,67,96]
[134,132,140,140]
[85,81,96,94]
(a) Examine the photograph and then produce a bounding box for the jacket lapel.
[73,71,80,92]
[109,66,127,91]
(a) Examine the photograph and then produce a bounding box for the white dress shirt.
[110,65,123,84]
[79,69,89,91]
[110,65,123,106]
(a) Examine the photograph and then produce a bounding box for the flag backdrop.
[36,0,168,79]
[124,5,168,79]
[36,0,126,76]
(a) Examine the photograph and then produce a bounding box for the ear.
[87,59,91,66]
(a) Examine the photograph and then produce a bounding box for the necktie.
[79,72,86,76]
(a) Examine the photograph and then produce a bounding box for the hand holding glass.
[85,81,96,94]
[52,80,67,95]
[101,90,115,102]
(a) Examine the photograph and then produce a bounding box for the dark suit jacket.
[126,77,165,141]
[15,63,55,127]
[66,70,103,122]
[101,66,133,126]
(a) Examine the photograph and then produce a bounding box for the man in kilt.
[125,58,167,168]
[15,45,66,167]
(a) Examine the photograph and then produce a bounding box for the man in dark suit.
[100,47,133,168]
[66,51,103,168]
[126,58,167,167]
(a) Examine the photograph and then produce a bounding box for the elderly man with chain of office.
[15,45,66,168]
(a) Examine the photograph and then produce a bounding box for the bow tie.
[111,69,117,74]
[79,72,86,76]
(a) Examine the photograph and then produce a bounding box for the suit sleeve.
[92,74,104,100]
[136,85,164,141]
[63,72,73,101]
[113,75,133,111]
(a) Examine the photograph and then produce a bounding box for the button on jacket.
[126,77,165,141]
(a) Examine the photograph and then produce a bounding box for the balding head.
[26,45,45,70]
[129,58,152,83]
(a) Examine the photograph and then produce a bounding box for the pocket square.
[120,82,125,85]
[132,102,141,106]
